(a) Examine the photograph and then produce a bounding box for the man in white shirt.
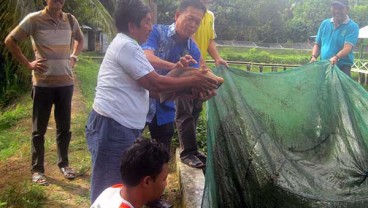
[91,139,170,208]
[86,0,219,203]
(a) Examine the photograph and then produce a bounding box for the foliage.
[154,0,368,42]
[350,5,368,27]
[0,182,46,208]
[285,0,330,42]
[156,0,178,24]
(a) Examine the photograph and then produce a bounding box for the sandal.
[60,167,76,179]
[181,154,205,169]
[32,172,49,186]
[195,152,207,164]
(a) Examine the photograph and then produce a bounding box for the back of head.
[179,0,206,13]
[120,138,170,186]
[114,0,151,33]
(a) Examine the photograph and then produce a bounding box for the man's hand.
[198,89,217,101]
[309,56,317,63]
[191,69,218,92]
[329,55,339,65]
[28,58,48,73]
[215,58,228,68]
[173,55,197,69]
[70,57,77,69]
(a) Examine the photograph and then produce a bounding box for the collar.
[41,7,67,22]
[120,33,138,44]
[167,23,176,37]
[167,23,192,50]
[330,16,350,25]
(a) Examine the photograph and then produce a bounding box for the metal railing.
[206,60,300,72]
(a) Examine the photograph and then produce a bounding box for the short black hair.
[114,0,151,33]
[120,138,170,186]
[178,0,206,14]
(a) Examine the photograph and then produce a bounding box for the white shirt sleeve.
[116,42,154,80]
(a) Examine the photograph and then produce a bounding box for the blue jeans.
[85,109,141,203]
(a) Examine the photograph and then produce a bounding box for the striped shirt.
[9,7,83,87]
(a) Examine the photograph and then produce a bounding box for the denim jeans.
[85,109,141,203]
[31,85,73,173]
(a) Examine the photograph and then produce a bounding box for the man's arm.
[329,43,353,65]
[207,39,228,67]
[137,70,218,93]
[69,19,84,68]
[310,44,320,63]
[144,50,197,70]
[144,50,177,70]
[4,35,47,72]
[69,38,84,68]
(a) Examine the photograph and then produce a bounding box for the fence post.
[246,64,251,71]
[259,65,263,73]
[283,66,287,71]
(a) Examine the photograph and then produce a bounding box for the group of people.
[4,0,359,207]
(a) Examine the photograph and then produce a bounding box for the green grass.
[75,55,101,108]
[215,46,311,65]
[0,96,32,160]
[0,182,46,208]
[0,53,98,208]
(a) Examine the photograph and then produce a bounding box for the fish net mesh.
[202,61,368,208]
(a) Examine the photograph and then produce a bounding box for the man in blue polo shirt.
[310,0,359,76]
[142,0,205,159]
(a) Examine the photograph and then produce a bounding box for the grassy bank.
[0,55,100,207]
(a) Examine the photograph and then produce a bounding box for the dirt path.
[0,78,91,207]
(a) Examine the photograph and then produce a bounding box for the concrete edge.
[176,148,205,208]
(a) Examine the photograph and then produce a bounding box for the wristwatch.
[311,54,317,59]
[70,55,79,62]
[335,55,340,61]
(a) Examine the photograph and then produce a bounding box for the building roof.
[359,26,368,39]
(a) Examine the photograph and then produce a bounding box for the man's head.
[115,0,152,44]
[45,0,65,10]
[120,138,170,203]
[175,0,206,41]
[331,0,349,24]
[200,0,212,5]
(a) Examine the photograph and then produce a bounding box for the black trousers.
[175,98,203,159]
[31,85,73,173]
[148,115,174,152]
[339,65,351,77]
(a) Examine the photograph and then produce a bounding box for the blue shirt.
[315,17,359,67]
[142,23,200,125]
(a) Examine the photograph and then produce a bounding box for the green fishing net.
[203,61,368,208]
